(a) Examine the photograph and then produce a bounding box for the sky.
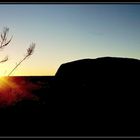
[0,4,140,76]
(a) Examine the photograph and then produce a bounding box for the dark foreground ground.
[0,57,140,137]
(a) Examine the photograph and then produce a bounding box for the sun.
[0,76,14,94]
[0,76,8,85]
[0,75,7,84]
[0,77,7,91]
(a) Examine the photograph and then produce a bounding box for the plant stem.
[8,55,28,76]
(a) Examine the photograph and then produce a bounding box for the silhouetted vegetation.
[0,27,12,63]
[0,27,35,75]
[8,43,35,76]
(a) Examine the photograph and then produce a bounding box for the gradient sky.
[0,4,140,76]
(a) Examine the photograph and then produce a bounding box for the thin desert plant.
[0,27,12,63]
[8,43,35,76]
[0,27,35,76]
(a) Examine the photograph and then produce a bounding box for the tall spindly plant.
[8,43,35,76]
[0,27,35,76]
[0,27,12,63]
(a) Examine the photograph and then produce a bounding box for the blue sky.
[0,4,140,76]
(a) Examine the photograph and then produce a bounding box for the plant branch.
[0,27,12,49]
[8,43,35,76]
[0,27,12,64]
[0,56,8,63]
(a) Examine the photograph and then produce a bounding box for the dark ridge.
[56,56,140,65]
[45,56,140,136]
[55,56,140,80]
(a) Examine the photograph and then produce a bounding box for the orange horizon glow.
[0,67,56,77]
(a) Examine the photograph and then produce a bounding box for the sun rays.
[0,77,10,90]
[0,77,38,107]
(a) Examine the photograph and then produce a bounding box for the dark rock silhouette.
[49,56,140,109]
[46,56,140,136]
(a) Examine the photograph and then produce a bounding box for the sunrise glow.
[0,76,38,107]
[0,77,14,91]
